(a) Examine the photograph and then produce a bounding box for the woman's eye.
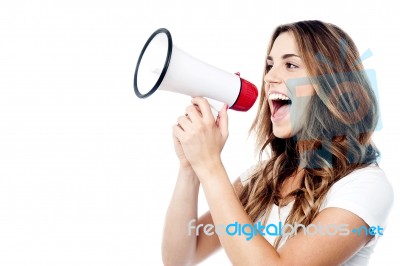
[286,63,299,69]
[266,64,273,71]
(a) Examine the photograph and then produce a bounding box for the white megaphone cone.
[134,28,258,118]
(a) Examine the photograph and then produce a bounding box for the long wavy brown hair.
[238,20,380,248]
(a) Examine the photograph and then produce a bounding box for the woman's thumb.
[218,104,229,138]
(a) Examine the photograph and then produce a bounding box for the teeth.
[268,93,290,101]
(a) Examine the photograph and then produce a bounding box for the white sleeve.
[320,165,394,246]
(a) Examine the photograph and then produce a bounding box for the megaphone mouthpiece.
[230,78,258,111]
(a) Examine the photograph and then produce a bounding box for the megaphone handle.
[206,98,225,120]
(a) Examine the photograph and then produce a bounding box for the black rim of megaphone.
[134,28,173,99]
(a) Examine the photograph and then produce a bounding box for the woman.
[162,20,393,265]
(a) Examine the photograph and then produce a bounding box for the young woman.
[161,20,393,265]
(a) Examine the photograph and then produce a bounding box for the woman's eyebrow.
[267,54,301,60]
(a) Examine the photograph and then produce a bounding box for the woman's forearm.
[194,161,280,266]
[161,165,200,266]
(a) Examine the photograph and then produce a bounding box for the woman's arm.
[192,177,244,265]
[162,110,245,265]
[161,167,244,266]
[161,165,200,266]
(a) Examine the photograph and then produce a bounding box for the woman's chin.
[272,116,303,139]
[272,126,292,139]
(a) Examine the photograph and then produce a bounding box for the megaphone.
[133,28,258,117]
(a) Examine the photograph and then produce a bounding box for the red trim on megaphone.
[230,78,258,111]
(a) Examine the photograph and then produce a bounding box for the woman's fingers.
[177,115,192,132]
[191,97,214,122]
[185,105,201,123]
[172,124,185,141]
[217,104,229,140]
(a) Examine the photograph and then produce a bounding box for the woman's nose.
[264,66,281,85]
[264,72,281,92]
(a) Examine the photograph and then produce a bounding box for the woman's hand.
[172,134,192,169]
[172,97,229,175]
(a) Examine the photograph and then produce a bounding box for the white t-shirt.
[240,164,394,266]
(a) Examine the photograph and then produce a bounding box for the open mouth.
[268,92,292,117]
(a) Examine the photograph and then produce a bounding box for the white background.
[0,0,398,265]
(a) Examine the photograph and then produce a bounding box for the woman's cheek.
[289,95,313,135]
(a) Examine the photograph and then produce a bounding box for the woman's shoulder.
[329,164,392,194]
[322,164,394,228]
